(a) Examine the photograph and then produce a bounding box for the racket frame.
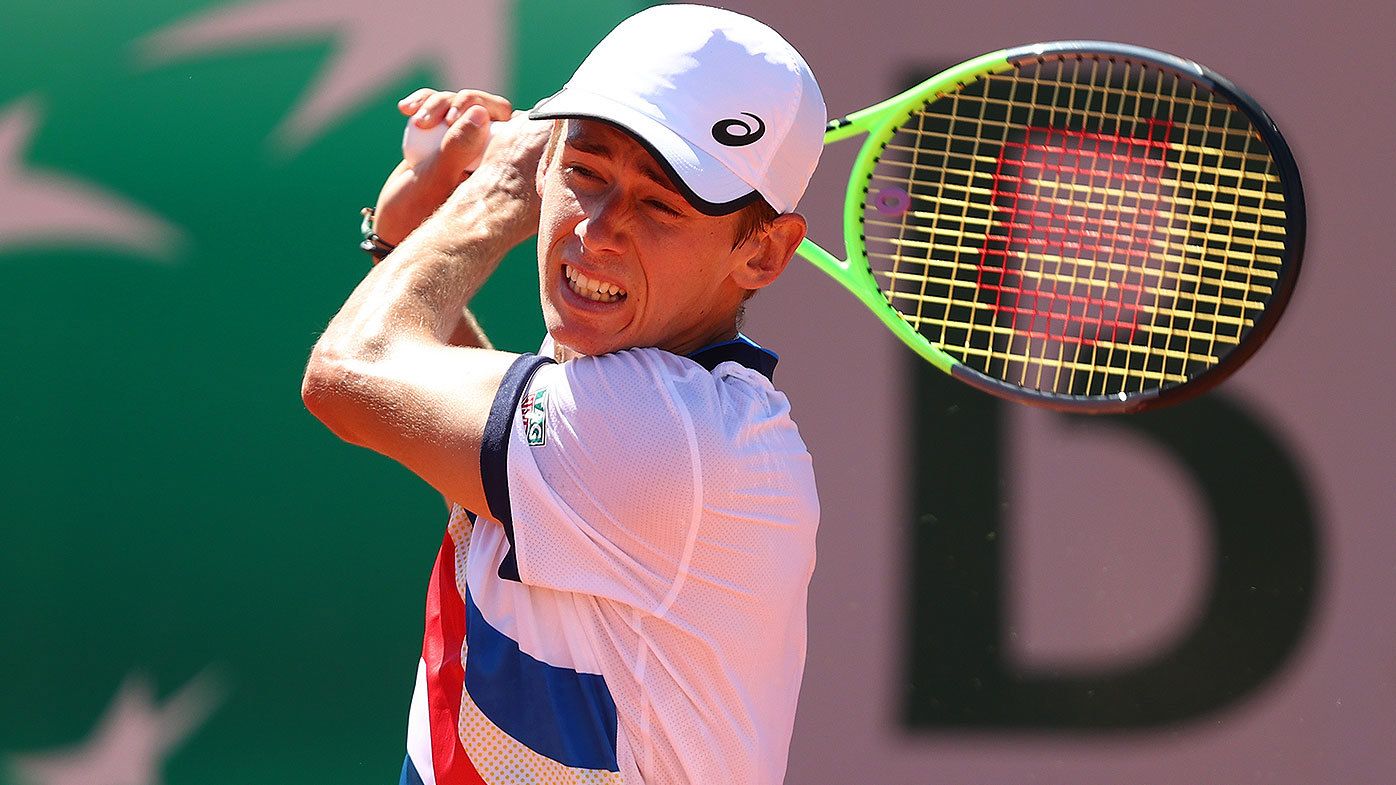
[797,42,1305,413]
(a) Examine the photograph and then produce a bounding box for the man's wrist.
[360,207,396,263]
[437,164,539,250]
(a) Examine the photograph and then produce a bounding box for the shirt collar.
[686,334,778,381]
[539,333,779,381]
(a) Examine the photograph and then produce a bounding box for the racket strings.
[861,54,1289,398]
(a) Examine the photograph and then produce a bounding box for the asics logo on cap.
[711,113,766,147]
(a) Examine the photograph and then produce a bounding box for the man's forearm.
[317,169,531,361]
[448,307,493,349]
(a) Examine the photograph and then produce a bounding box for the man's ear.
[732,213,807,292]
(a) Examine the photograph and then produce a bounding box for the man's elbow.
[301,350,369,445]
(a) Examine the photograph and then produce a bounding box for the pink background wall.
[730,1,1395,781]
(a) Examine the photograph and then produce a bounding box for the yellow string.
[860,54,1288,396]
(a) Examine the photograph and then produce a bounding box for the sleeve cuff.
[479,352,556,582]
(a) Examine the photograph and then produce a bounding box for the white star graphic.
[136,0,510,155]
[8,671,223,785]
[0,99,182,261]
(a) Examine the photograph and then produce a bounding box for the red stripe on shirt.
[422,531,486,785]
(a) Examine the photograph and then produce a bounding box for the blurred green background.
[0,1,644,782]
[7,1,1394,784]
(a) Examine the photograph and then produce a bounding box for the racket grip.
[401,119,496,172]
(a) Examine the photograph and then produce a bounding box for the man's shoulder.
[527,345,817,530]
[555,345,779,401]
[542,345,802,457]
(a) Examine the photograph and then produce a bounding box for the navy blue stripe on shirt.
[464,588,619,771]
[480,353,555,582]
[398,754,425,785]
[686,333,778,380]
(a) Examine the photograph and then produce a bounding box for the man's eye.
[646,199,681,217]
[566,164,600,181]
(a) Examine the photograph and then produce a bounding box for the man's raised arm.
[301,103,549,517]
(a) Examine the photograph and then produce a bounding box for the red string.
[977,120,1174,346]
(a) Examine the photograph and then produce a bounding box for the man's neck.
[548,326,742,363]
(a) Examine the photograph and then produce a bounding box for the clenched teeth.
[564,265,627,303]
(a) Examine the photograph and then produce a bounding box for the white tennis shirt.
[402,335,820,785]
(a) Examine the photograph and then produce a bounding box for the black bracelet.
[360,207,396,263]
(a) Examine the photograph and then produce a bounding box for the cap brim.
[530,88,763,217]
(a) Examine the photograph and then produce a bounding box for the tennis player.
[302,6,824,783]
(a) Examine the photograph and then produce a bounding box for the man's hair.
[731,198,779,250]
[734,198,781,304]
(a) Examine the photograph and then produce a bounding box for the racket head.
[812,42,1304,413]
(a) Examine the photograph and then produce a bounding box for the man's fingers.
[448,91,513,123]
[399,88,513,129]
[413,92,456,128]
[397,88,435,116]
[439,105,492,173]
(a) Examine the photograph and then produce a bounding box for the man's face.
[535,119,753,358]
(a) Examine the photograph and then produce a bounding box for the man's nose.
[576,190,627,255]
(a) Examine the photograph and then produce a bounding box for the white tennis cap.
[529,4,825,215]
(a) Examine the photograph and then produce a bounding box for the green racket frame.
[795,42,1304,414]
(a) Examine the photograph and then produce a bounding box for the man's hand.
[373,89,515,246]
[453,107,552,252]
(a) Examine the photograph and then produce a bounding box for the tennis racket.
[798,41,1304,413]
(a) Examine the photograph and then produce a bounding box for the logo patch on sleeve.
[520,386,550,446]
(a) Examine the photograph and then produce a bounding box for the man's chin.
[543,319,625,360]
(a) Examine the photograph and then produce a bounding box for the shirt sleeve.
[478,348,716,613]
